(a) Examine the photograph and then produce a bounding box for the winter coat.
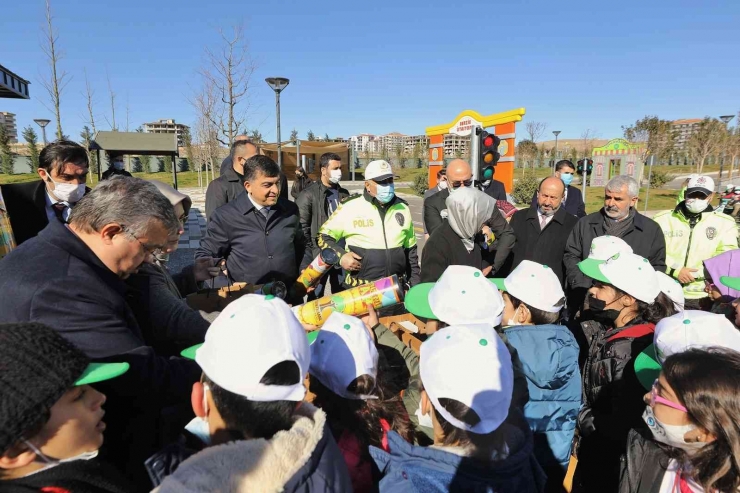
[503,324,581,473]
[291,173,314,200]
[370,417,546,493]
[529,185,587,218]
[653,205,738,300]
[0,459,138,493]
[618,427,671,493]
[153,404,352,493]
[205,164,245,219]
[421,221,485,283]
[296,181,350,260]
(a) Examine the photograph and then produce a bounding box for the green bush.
[511,173,539,205]
[412,173,428,197]
[649,170,674,189]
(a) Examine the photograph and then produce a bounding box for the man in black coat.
[480,176,507,201]
[1,140,90,245]
[507,176,578,285]
[197,155,311,302]
[423,159,515,275]
[218,136,289,202]
[205,139,258,219]
[529,160,586,218]
[0,176,201,487]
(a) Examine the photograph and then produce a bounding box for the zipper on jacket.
[682,215,699,268]
[375,201,393,277]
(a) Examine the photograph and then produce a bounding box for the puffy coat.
[653,204,738,300]
[503,324,581,472]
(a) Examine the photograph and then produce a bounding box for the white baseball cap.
[634,310,740,389]
[577,235,634,273]
[687,175,715,196]
[421,324,513,434]
[578,252,660,303]
[308,312,379,400]
[405,265,504,326]
[364,160,394,181]
[181,294,310,402]
[655,271,685,311]
[491,260,565,313]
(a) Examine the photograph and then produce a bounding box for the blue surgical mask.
[375,183,395,204]
[560,173,574,186]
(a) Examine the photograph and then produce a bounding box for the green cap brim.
[180,344,202,360]
[74,362,130,386]
[307,330,319,345]
[634,344,661,391]
[720,276,740,291]
[490,278,507,291]
[404,283,438,320]
[578,258,610,283]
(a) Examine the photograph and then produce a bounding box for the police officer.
[318,160,420,289]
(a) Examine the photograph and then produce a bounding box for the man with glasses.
[0,176,201,486]
[423,159,515,276]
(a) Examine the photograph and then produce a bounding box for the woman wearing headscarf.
[420,186,498,284]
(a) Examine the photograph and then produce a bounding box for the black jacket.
[506,205,579,285]
[0,459,138,493]
[205,165,245,219]
[619,428,670,493]
[219,155,289,201]
[0,180,90,245]
[296,180,350,259]
[423,187,516,272]
[564,209,667,291]
[481,178,507,201]
[291,173,313,200]
[421,221,484,283]
[102,167,133,180]
[196,193,311,288]
[530,184,587,218]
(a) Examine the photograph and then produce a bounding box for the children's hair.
[662,348,740,492]
[432,397,506,461]
[505,292,561,325]
[635,292,678,324]
[310,372,413,453]
[204,360,300,440]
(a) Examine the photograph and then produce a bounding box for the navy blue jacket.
[530,184,587,218]
[196,193,311,288]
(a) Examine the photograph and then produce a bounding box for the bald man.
[206,139,259,218]
[505,176,579,284]
[219,135,250,177]
[422,159,515,275]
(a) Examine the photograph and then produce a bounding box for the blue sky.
[2,0,739,144]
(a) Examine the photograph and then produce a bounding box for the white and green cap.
[577,235,633,273]
[656,271,685,311]
[491,260,565,313]
[578,251,660,303]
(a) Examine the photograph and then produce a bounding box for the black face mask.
[587,294,622,327]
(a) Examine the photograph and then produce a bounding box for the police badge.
[706,227,717,240]
[440,209,448,219]
[395,212,405,226]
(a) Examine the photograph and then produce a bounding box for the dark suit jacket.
[219,155,289,201]
[482,179,507,201]
[530,185,587,218]
[2,181,56,245]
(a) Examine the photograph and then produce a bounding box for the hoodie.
[153,404,352,493]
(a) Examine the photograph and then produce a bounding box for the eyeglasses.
[650,379,687,413]
[122,228,166,258]
[450,179,473,189]
[178,213,189,223]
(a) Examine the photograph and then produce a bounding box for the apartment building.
[404,134,430,154]
[672,119,702,151]
[0,112,18,143]
[349,134,376,153]
[443,133,469,157]
[142,119,190,147]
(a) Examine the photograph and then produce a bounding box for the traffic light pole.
[470,126,481,182]
[582,160,588,206]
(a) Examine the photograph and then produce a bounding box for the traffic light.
[577,158,594,175]
[477,129,500,182]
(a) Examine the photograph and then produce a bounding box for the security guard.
[318,160,420,289]
[653,175,738,309]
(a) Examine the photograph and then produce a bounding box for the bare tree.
[581,129,599,159]
[83,69,97,133]
[727,118,740,181]
[525,121,548,143]
[105,69,117,131]
[622,116,675,164]
[125,95,130,132]
[197,24,256,147]
[688,118,726,174]
[192,78,222,185]
[40,0,70,140]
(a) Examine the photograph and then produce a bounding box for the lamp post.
[552,130,561,169]
[718,115,735,193]
[33,119,51,145]
[265,77,290,170]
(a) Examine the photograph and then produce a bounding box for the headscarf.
[149,180,192,217]
[704,250,740,299]
[445,187,497,252]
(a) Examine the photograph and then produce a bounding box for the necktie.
[259,208,270,219]
[53,203,68,224]
[540,214,548,231]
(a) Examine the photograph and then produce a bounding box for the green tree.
[131,157,143,172]
[163,155,173,173]
[395,144,405,168]
[687,118,726,174]
[22,126,41,172]
[135,126,143,133]
[178,158,190,172]
[79,126,98,176]
[307,130,316,141]
[0,125,14,175]
[156,157,165,173]
[290,128,298,144]
[182,127,195,173]
[249,129,263,143]
[622,116,675,164]
[139,154,152,172]
[324,133,331,142]
[516,139,538,172]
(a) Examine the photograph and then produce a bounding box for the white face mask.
[24,439,99,473]
[329,169,342,184]
[685,198,709,214]
[642,406,705,452]
[438,181,448,190]
[506,306,521,326]
[45,173,86,204]
[185,383,212,445]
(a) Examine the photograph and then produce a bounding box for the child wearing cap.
[153,294,352,492]
[307,311,413,493]
[0,322,134,493]
[493,260,581,489]
[370,324,546,492]
[573,252,677,493]
[703,250,740,319]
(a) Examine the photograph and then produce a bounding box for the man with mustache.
[563,175,666,316]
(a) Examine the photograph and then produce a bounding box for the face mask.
[113,161,124,170]
[482,180,492,187]
[24,439,99,472]
[560,173,574,186]
[375,183,395,204]
[587,294,623,326]
[45,174,86,204]
[506,306,521,326]
[329,169,342,184]
[185,383,212,445]
[642,407,705,452]
[685,198,709,214]
[438,181,448,190]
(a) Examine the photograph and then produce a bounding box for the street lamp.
[718,115,735,192]
[33,119,51,145]
[265,77,290,170]
[552,130,561,168]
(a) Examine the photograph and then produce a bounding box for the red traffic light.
[483,135,495,147]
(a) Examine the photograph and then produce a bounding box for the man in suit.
[0,140,90,246]
[530,159,586,218]
[205,139,259,219]
[423,159,515,275]
[422,168,447,238]
[507,176,579,285]
[218,135,289,202]
[480,173,507,201]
